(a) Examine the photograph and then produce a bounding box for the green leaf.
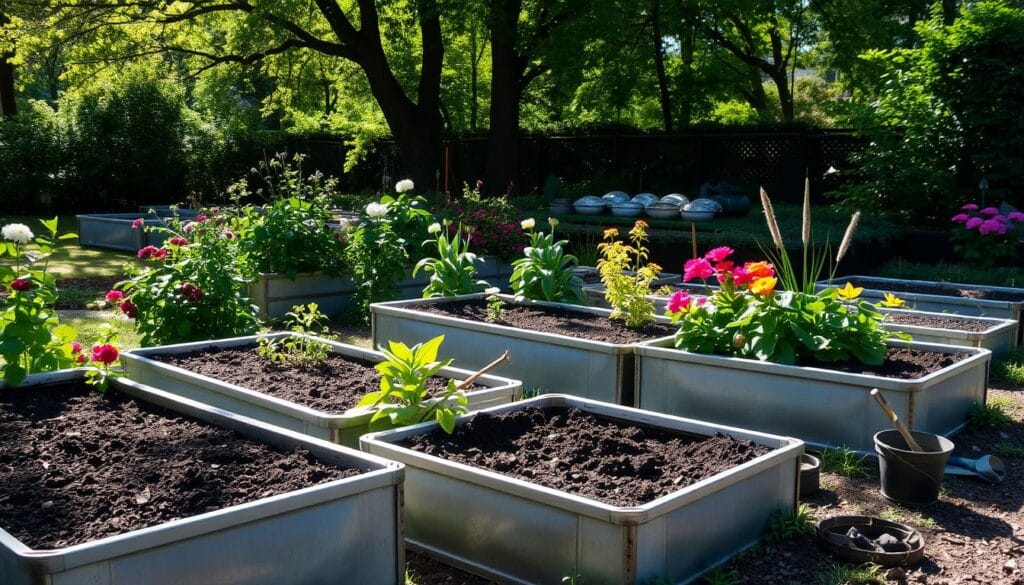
[436,408,456,434]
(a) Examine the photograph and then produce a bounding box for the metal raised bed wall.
[77,211,198,252]
[249,259,514,320]
[878,308,1018,359]
[635,339,991,455]
[361,394,802,585]
[0,370,404,585]
[817,276,1024,344]
[121,333,522,448]
[371,293,674,406]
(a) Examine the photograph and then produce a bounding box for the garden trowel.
[944,455,1006,483]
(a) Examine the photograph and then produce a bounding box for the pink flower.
[965,217,984,230]
[182,221,197,234]
[683,258,714,282]
[195,214,208,222]
[981,207,999,216]
[1008,211,1024,222]
[105,290,125,302]
[704,246,734,263]
[131,218,144,229]
[951,213,970,224]
[151,248,168,260]
[180,282,203,302]
[91,343,119,365]
[119,300,138,318]
[10,278,31,291]
[75,354,87,364]
[70,341,82,354]
[666,291,692,314]
[169,237,188,246]
[979,219,1002,235]
[962,203,979,211]
[137,245,158,259]
[732,266,752,286]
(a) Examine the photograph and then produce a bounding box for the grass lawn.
[60,311,142,351]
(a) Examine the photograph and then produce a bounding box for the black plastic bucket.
[874,430,954,506]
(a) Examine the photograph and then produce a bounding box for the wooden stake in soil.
[456,350,511,390]
[691,223,698,259]
[870,388,923,452]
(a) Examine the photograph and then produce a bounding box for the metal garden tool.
[944,455,1006,483]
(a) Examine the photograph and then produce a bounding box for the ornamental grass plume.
[760,187,784,249]
[802,176,811,247]
[836,211,861,264]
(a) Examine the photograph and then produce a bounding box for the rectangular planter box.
[1,369,404,585]
[360,394,803,585]
[77,211,197,252]
[635,339,991,454]
[122,333,522,448]
[371,293,674,406]
[249,258,514,320]
[817,276,1024,344]
[878,308,1018,359]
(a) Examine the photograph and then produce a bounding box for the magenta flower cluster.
[951,203,1023,236]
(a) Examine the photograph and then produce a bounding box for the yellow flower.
[878,292,906,308]
[603,227,619,240]
[749,276,777,296]
[520,218,536,231]
[836,282,863,301]
[548,217,559,228]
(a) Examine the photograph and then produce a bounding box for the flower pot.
[360,394,803,585]
[121,333,521,448]
[371,293,675,405]
[0,370,404,585]
[874,430,954,506]
[635,339,991,454]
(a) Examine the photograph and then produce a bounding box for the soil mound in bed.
[848,279,1024,303]
[884,311,994,333]
[154,345,468,414]
[402,406,770,507]
[414,299,676,344]
[0,382,361,550]
[818,346,970,378]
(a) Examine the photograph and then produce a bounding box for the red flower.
[119,300,138,318]
[70,341,83,354]
[131,218,145,229]
[10,278,31,291]
[91,343,119,365]
[180,282,203,302]
[169,237,188,246]
[195,214,208,222]
[151,247,168,260]
[75,354,87,364]
[137,245,158,259]
[105,290,125,302]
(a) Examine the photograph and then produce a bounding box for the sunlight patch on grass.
[60,311,141,351]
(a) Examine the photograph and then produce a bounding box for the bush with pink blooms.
[116,212,260,346]
[951,202,1022,268]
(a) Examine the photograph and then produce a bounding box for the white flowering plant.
[510,217,585,304]
[414,222,487,298]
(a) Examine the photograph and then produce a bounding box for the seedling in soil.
[916,516,936,528]
[258,303,335,365]
[993,442,1024,458]
[699,567,741,585]
[968,398,1015,428]
[877,507,903,523]
[765,504,815,543]
[816,562,884,585]
[821,447,870,478]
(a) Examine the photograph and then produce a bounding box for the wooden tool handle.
[456,350,510,390]
[870,388,923,452]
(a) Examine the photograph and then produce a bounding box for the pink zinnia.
[137,245,158,259]
[965,217,984,230]
[91,343,119,365]
[951,213,970,224]
[962,203,979,211]
[131,218,144,229]
[683,258,715,282]
[666,291,692,314]
[732,266,752,286]
[704,246,734,263]
[979,219,1002,235]
[105,290,125,302]
[981,207,999,216]
[1008,211,1024,222]
[120,300,138,318]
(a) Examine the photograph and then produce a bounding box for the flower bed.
[360,394,802,585]
[0,370,404,585]
[121,333,521,447]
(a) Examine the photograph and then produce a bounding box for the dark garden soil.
[885,311,995,333]
[401,406,770,507]
[406,550,494,585]
[806,347,971,379]
[408,389,1024,585]
[414,299,676,344]
[154,344,471,414]
[849,278,1024,303]
[0,382,360,550]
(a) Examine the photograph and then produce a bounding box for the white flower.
[427,222,442,234]
[365,202,389,218]
[521,218,536,230]
[548,217,559,228]
[484,287,501,295]
[395,179,415,193]
[2,223,34,244]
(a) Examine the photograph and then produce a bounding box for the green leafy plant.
[356,335,468,433]
[485,289,505,322]
[992,443,1024,458]
[816,562,884,585]
[699,567,741,585]
[117,211,261,346]
[414,222,487,298]
[598,220,661,328]
[562,571,585,585]
[993,348,1024,388]
[765,504,815,544]
[510,218,585,304]
[82,323,122,392]
[968,398,1014,428]
[820,447,870,479]
[258,303,335,365]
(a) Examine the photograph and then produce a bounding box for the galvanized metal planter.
[0,370,404,585]
[249,258,514,320]
[371,293,673,405]
[635,339,991,454]
[122,333,521,448]
[77,211,197,252]
[361,394,802,585]
[817,276,1024,344]
[878,308,1018,359]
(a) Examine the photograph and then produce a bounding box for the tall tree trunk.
[0,11,15,118]
[743,65,769,117]
[485,0,523,195]
[652,0,673,132]
[772,69,794,120]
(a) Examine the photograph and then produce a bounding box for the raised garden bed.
[371,293,676,405]
[0,369,404,585]
[121,333,521,448]
[635,339,991,454]
[879,308,1018,359]
[249,258,514,320]
[818,276,1024,344]
[361,394,802,585]
[77,210,198,252]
